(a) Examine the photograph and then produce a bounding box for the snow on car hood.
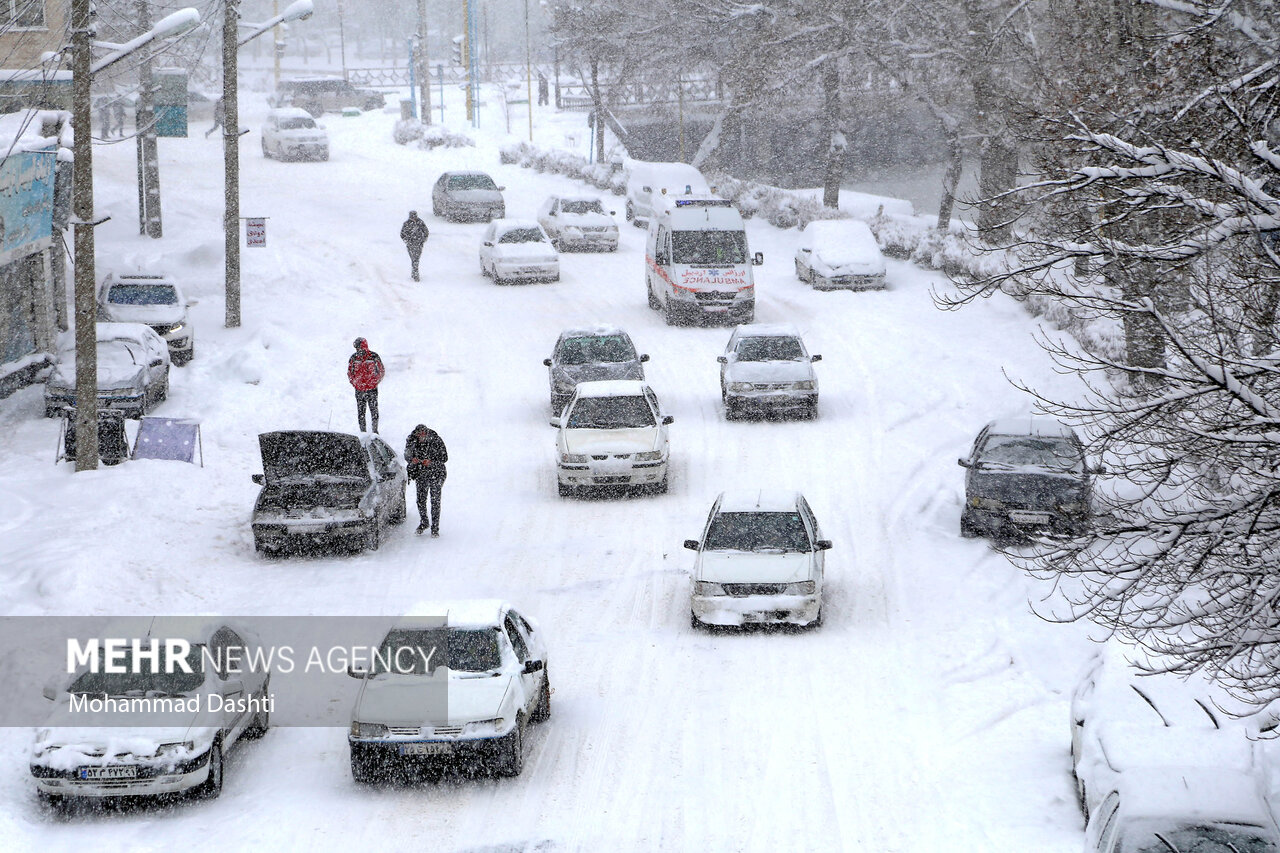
[102,303,185,326]
[815,249,885,276]
[49,343,144,391]
[560,362,643,383]
[355,672,513,726]
[492,243,557,263]
[32,700,209,769]
[562,427,660,455]
[696,551,814,584]
[449,189,502,203]
[725,360,814,384]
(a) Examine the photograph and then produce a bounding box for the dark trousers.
[414,476,444,534]
[355,388,379,433]
[406,244,424,281]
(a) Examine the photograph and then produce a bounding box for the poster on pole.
[245,217,266,247]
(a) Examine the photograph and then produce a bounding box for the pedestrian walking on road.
[400,211,429,282]
[405,424,448,536]
[537,72,549,107]
[347,337,386,433]
[111,99,126,138]
[206,97,225,138]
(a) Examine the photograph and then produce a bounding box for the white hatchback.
[479,219,560,284]
[97,272,194,364]
[261,107,329,161]
[551,380,672,496]
[537,194,619,251]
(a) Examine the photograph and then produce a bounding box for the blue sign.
[0,149,55,265]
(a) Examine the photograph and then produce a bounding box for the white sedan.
[794,219,886,290]
[551,380,672,496]
[261,107,329,161]
[479,219,560,284]
[536,194,619,251]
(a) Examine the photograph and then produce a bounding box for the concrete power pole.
[223,0,242,328]
[71,0,100,470]
[416,0,431,124]
[136,0,162,238]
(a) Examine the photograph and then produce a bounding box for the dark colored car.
[957,417,1102,539]
[251,431,407,555]
[271,76,385,116]
[432,170,505,222]
[543,326,648,413]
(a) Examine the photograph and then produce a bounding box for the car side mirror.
[543,358,552,367]
[811,354,822,362]
[609,210,616,216]
[150,359,164,367]
[662,415,674,425]
[816,539,833,551]
[187,298,199,306]
[716,355,727,364]
[548,210,557,217]
[800,247,811,254]
[752,252,764,266]
[549,417,562,428]
[347,665,369,679]
[483,241,494,247]
[498,186,506,192]
[252,473,265,484]
[639,354,649,363]
[683,539,700,551]
[522,659,544,674]
[957,458,971,468]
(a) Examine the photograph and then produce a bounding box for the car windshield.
[372,628,502,674]
[705,512,811,552]
[562,200,604,215]
[108,284,178,305]
[280,117,316,130]
[558,335,636,365]
[1119,821,1279,853]
[67,645,207,696]
[449,174,497,190]
[672,230,747,265]
[566,395,655,429]
[498,228,544,244]
[979,435,1083,471]
[735,336,805,361]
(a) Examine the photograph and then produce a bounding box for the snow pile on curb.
[394,120,476,149]
[499,141,623,194]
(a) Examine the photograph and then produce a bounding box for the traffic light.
[451,35,464,65]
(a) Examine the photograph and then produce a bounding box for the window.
[504,617,528,661]
[4,0,45,28]
[557,335,635,365]
[566,395,655,429]
[108,284,179,306]
[561,200,603,215]
[735,336,805,362]
[705,512,811,552]
[672,230,746,265]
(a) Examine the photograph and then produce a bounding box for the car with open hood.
[543,326,649,414]
[719,324,820,419]
[686,490,831,629]
[250,430,407,555]
[432,170,505,222]
[957,417,1102,539]
[261,107,329,161]
[536,194,619,251]
[97,272,194,364]
[30,617,271,804]
[43,322,170,419]
[479,218,560,284]
[346,600,551,781]
[551,380,672,496]
[794,219,887,290]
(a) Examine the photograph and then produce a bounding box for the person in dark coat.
[207,97,225,138]
[347,337,386,433]
[111,99,126,138]
[537,72,549,106]
[405,424,448,536]
[400,211,429,282]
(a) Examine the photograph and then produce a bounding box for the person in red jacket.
[347,337,386,433]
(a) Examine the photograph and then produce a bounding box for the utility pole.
[71,0,100,469]
[416,0,430,124]
[524,0,532,141]
[136,0,161,238]
[273,1,282,89]
[224,0,242,328]
[463,0,473,123]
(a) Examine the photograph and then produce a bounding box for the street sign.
[245,217,266,247]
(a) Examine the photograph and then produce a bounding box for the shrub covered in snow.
[394,120,475,149]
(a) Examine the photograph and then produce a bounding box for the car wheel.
[653,474,669,495]
[496,716,525,777]
[795,259,805,281]
[390,491,407,524]
[806,400,819,420]
[690,612,702,630]
[243,679,270,738]
[647,285,661,311]
[194,741,223,799]
[662,299,678,326]
[262,139,270,158]
[159,375,169,403]
[810,607,823,629]
[960,512,981,539]
[625,201,633,222]
[531,671,551,722]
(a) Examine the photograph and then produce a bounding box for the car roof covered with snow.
[558,324,630,340]
[266,107,316,121]
[985,416,1079,440]
[553,193,605,205]
[397,599,509,629]
[733,323,802,339]
[571,379,650,399]
[491,218,544,235]
[717,490,804,513]
[804,218,878,247]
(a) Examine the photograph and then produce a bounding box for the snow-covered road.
[0,89,1100,851]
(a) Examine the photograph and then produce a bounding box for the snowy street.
[0,92,1108,851]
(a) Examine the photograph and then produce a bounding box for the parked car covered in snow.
[346,600,551,781]
[551,380,672,496]
[479,219,560,284]
[97,271,194,364]
[30,617,271,804]
[686,490,830,629]
[543,325,648,414]
[625,160,710,227]
[719,324,820,419]
[536,194,619,251]
[957,417,1101,539]
[432,170,505,222]
[43,322,171,419]
[250,431,407,555]
[794,219,887,290]
[261,107,329,161]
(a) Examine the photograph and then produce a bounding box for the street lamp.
[224,0,314,330]
[68,0,199,471]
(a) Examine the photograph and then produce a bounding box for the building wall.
[0,1,68,70]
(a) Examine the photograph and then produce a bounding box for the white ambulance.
[644,197,762,326]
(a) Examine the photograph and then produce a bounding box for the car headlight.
[694,581,725,596]
[561,453,588,463]
[634,450,663,461]
[350,722,388,738]
[165,323,186,335]
[783,581,817,595]
[728,382,752,392]
[793,381,815,391]
[156,741,194,758]
[968,496,1005,510]
[464,717,506,735]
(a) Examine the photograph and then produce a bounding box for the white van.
[645,196,762,326]
[625,161,711,227]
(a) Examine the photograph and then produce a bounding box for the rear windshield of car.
[68,644,207,696]
[705,512,810,552]
[280,117,316,130]
[448,174,497,191]
[1119,821,1278,853]
[735,336,804,361]
[562,200,604,215]
[498,228,545,244]
[672,230,746,265]
[373,628,502,674]
[979,435,1083,471]
[566,395,655,429]
[558,335,636,365]
[108,284,178,305]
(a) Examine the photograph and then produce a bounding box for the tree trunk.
[591,60,605,164]
[936,127,963,231]
[1113,260,1167,380]
[976,135,1017,242]
[821,58,843,209]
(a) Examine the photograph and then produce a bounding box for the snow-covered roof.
[985,416,1077,440]
[492,218,542,234]
[573,379,648,398]
[717,490,802,513]
[803,219,878,252]
[443,169,492,177]
[0,69,72,82]
[266,107,315,121]
[552,193,604,204]
[558,324,629,340]
[101,271,180,293]
[1109,767,1276,827]
[734,323,801,339]
[397,600,507,629]
[94,322,164,344]
[0,109,65,156]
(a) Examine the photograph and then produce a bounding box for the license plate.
[594,476,628,484]
[1009,511,1051,525]
[290,523,329,534]
[79,765,138,780]
[399,742,451,756]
